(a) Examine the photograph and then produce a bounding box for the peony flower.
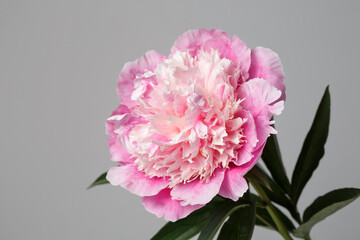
[106,29,285,221]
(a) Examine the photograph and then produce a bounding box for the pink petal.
[218,167,248,201]
[238,78,283,154]
[117,51,165,107]
[238,78,284,119]
[171,29,223,57]
[171,29,251,80]
[253,115,277,152]
[248,47,286,102]
[106,110,147,154]
[105,105,131,136]
[202,33,250,78]
[170,168,225,205]
[106,137,134,164]
[105,105,134,164]
[106,165,169,197]
[142,188,204,222]
[219,144,266,201]
[235,142,267,177]
[233,110,258,166]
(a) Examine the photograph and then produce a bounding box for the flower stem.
[251,182,294,240]
[256,213,276,230]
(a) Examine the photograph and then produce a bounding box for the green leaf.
[262,131,291,195]
[291,86,331,204]
[87,171,109,189]
[245,164,272,191]
[217,201,256,240]
[293,188,360,238]
[198,201,248,240]
[151,196,225,240]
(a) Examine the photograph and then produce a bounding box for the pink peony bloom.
[106,29,285,222]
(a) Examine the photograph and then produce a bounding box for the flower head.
[106,29,285,221]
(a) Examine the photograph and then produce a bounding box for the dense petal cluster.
[106,29,285,221]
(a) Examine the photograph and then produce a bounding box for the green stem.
[256,214,276,230]
[266,205,293,240]
[305,236,312,240]
[252,182,294,240]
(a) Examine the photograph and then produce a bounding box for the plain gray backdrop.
[1,0,359,239]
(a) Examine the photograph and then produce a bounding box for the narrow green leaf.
[303,188,360,222]
[291,86,331,204]
[87,171,109,189]
[262,131,291,195]
[198,201,248,240]
[151,197,225,240]
[293,188,360,238]
[217,202,256,240]
[245,164,272,191]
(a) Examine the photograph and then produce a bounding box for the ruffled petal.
[171,29,251,80]
[171,29,223,57]
[202,32,250,79]
[106,165,169,197]
[142,188,204,222]
[170,168,225,205]
[253,114,277,152]
[248,47,285,102]
[238,78,284,119]
[106,105,134,164]
[233,110,258,166]
[218,167,248,201]
[117,51,165,107]
[106,137,134,164]
[105,105,131,136]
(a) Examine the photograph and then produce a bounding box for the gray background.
[1,0,359,239]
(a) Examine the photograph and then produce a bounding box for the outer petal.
[218,167,248,201]
[202,32,251,78]
[106,111,147,155]
[117,51,165,107]
[171,29,223,57]
[106,105,134,164]
[233,110,258,166]
[253,115,277,152]
[238,78,283,152]
[105,105,131,137]
[248,47,286,101]
[142,188,204,222]
[170,168,225,205]
[106,165,169,197]
[238,78,284,119]
[237,142,266,176]
[171,29,251,79]
[225,143,265,186]
[106,137,134,164]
